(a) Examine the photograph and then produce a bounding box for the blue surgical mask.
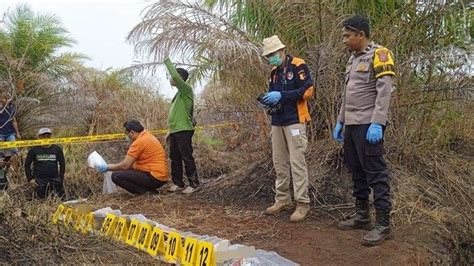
[268,54,282,67]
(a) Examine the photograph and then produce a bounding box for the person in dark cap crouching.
[25,128,66,199]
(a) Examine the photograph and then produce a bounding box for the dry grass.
[0,189,161,264]
[1,1,472,264]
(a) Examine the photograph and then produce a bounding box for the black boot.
[338,199,373,230]
[362,208,393,246]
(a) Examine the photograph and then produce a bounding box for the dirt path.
[95,193,430,266]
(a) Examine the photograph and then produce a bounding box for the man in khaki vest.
[261,35,314,222]
[333,15,395,246]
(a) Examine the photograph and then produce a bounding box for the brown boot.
[290,203,310,222]
[265,201,294,215]
[338,199,373,230]
[362,208,393,246]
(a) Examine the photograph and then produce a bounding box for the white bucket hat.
[262,35,286,56]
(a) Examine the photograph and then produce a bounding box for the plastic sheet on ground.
[93,207,121,217]
[87,206,298,265]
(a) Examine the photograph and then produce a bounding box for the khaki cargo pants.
[271,123,310,204]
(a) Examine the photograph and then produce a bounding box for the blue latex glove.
[97,164,108,174]
[262,91,282,106]
[366,123,383,144]
[332,122,344,143]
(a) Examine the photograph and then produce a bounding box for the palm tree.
[127,1,265,95]
[0,4,86,133]
[0,4,85,93]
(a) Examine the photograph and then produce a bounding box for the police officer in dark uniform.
[333,15,395,246]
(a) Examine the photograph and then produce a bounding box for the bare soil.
[88,192,433,266]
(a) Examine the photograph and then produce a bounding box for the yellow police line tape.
[0,122,239,149]
[52,204,216,266]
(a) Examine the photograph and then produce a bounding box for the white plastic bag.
[102,172,118,194]
[87,151,106,168]
[87,151,117,194]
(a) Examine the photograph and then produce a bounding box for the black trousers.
[111,169,166,195]
[344,124,392,211]
[35,178,65,199]
[169,130,199,188]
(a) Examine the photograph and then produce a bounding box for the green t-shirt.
[164,58,194,133]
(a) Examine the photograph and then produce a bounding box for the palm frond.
[127,0,263,84]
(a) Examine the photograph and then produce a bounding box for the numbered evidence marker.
[112,217,129,242]
[181,237,198,265]
[164,232,182,263]
[73,213,85,232]
[51,204,66,224]
[63,207,75,228]
[125,219,141,247]
[100,213,118,237]
[136,222,153,251]
[196,241,216,266]
[146,227,165,257]
[73,204,93,232]
[81,213,96,235]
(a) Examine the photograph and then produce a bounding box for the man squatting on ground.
[25,128,66,198]
[96,120,169,195]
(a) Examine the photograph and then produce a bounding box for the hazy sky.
[0,0,182,99]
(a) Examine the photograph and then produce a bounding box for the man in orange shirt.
[96,120,169,195]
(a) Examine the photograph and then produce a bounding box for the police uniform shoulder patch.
[291,57,305,67]
[373,47,395,79]
[291,57,308,80]
[377,50,389,62]
[298,71,306,80]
